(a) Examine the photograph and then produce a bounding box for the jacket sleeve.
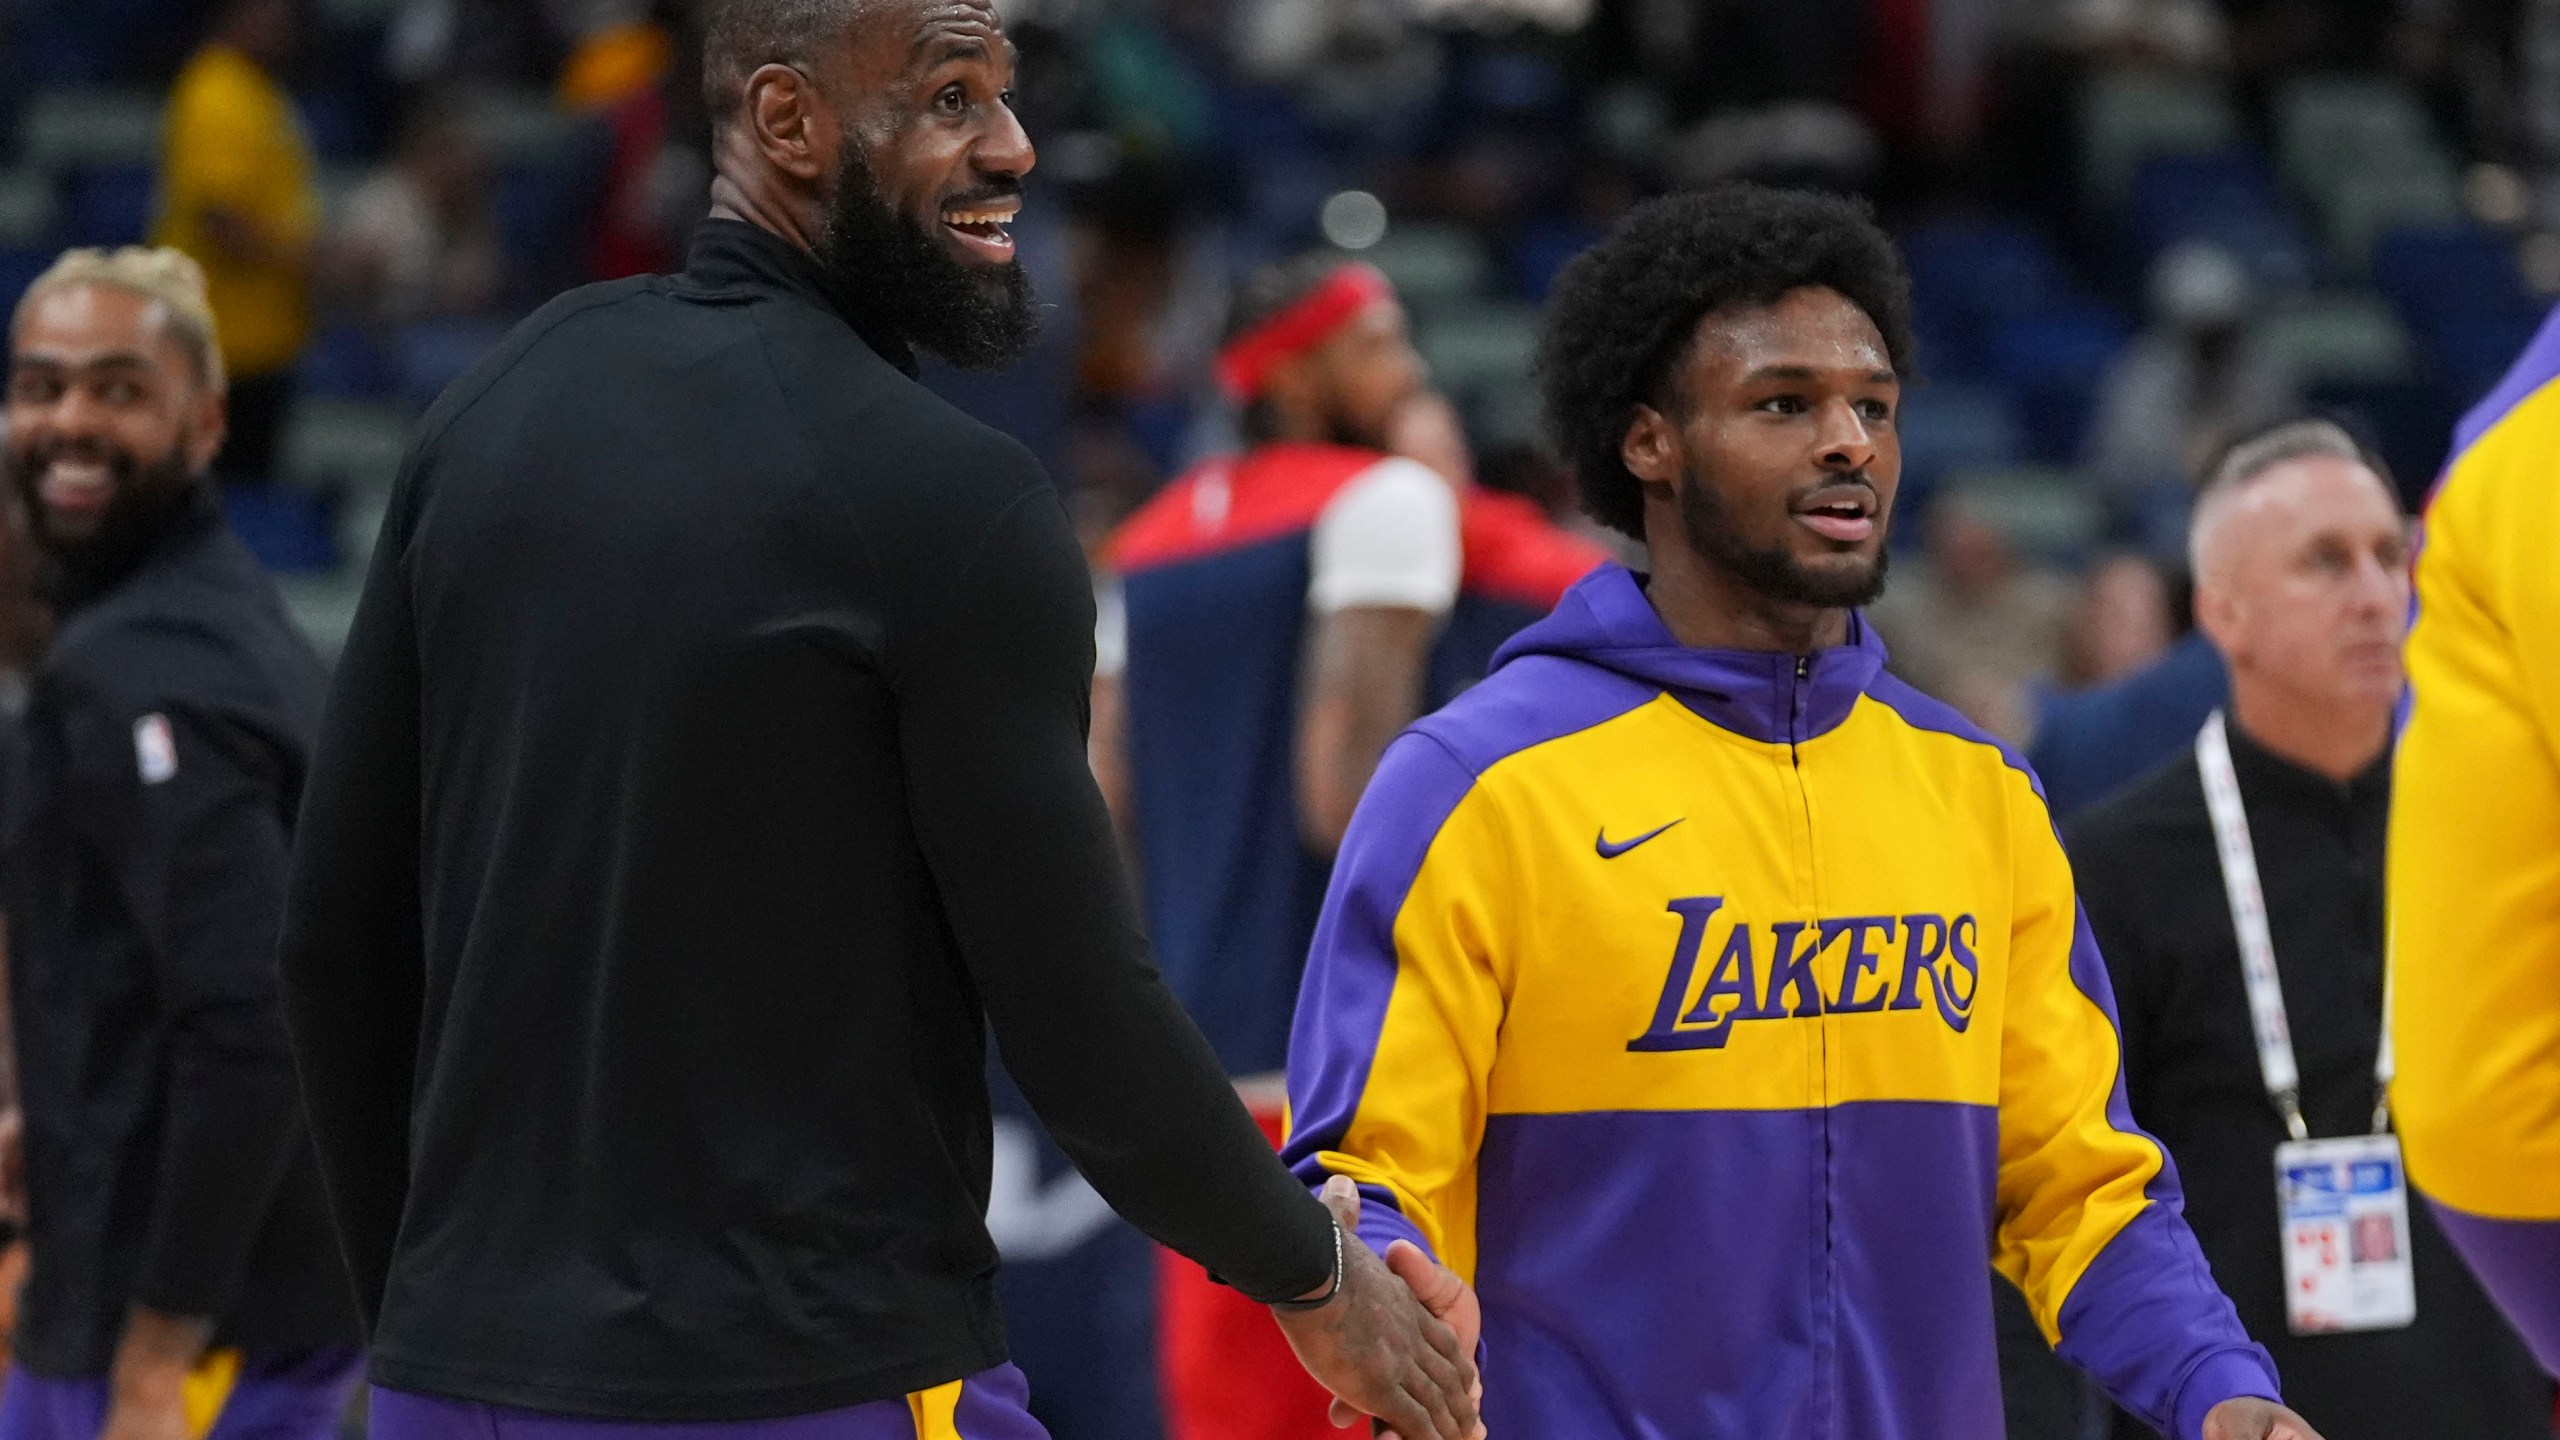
[886,457,1331,1305]
[64,697,305,1321]
[1993,774,2280,1440]
[2387,374,2560,1371]
[1281,731,1504,1273]
[276,465,427,1330]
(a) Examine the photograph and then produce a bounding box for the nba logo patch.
[132,714,177,785]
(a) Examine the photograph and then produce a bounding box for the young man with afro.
[1281,184,2330,1440]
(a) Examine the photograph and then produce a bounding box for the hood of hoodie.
[1489,561,1888,747]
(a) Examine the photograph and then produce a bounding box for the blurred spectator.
[1094,255,1460,1440]
[323,99,504,325]
[2,245,359,1440]
[1867,490,2075,743]
[556,0,693,280]
[2082,242,2298,550]
[2030,627,2229,821]
[153,0,320,486]
[2060,550,2174,688]
[2068,420,2551,1439]
[2062,0,2231,68]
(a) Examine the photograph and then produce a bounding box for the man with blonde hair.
[0,246,356,1440]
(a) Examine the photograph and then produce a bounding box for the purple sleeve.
[2054,1205,2282,1439]
[2048,904,2283,1438]
[2429,1200,2560,1375]
[1282,731,1484,1267]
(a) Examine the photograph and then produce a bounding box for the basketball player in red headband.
[1092,255,1465,1440]
[1091,255,1600,1440]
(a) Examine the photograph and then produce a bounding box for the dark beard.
[816,148,1038,371]
[1675,465,1890,610]
[6,441,202,594]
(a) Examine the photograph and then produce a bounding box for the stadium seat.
[2275,77,2444,210]
[2079,71,2238,213]
[1509,214,1607,301]
[1896,383,2025,494]
[1939,466,2104,564]
[279,398,412,500]
[2318,164,2461,273]
[393,318,513,413]
[299,324,398,402]
[2255,295,2415,389]
[221,481,339,574]
[1900,218,2075,381]
[2371,224,2535,324]
[2369,224,2543,398]
[455,89,587,169]
[1987,302,2133,463]
[1415,302,1539,400]
[1463,376,1544,454]
[19,89,162,172]
[0,246,55,316]
[0,170,59,245]
[274,570,364,660]
[2124,150,2317,295]
[1356,224,1494,315]
[58,164,157,247]
[2310,379,2459,507]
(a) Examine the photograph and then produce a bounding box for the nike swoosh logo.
[1595,819,1683,859]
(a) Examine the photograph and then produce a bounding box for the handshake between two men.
[1268,1177,1485,1440]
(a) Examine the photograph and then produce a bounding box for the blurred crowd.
[4,1,2560,1436]
[4,0,2554,757]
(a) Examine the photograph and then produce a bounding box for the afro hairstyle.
[1537,184,1916,539]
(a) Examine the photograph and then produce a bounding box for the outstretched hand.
[2202,1397,2323,1440]
[1325,1230,1484,1433]
[1272,1176,1485,1440]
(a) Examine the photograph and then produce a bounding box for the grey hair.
[2189,418,2391,580]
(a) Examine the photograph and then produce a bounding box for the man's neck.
[2227,681,2393,785]
[706,167,822,256]
[1643,540,1849,655]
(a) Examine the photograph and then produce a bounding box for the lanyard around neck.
[2195,710,2394,1141]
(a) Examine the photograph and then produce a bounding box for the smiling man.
[273,2,1479,1439]
[1,247,355,1440]
[1282,185,2327,1439]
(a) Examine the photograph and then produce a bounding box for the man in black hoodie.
[0,247,355,1440]
[274,2,1479,1438]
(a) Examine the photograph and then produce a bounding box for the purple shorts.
[0,1348,363,1440]
[368,1366,1048,1440]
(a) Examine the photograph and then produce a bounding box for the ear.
[184,381,227,477]
[740,62,833,183]
[2192,579,2243,665]
[1621,402,1682,487]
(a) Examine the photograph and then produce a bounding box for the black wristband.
[1268,1216,1346,1313]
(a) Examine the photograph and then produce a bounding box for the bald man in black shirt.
[2069,421,2548,1439]
[274,3,1479,1438]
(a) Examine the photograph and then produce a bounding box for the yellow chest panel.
[1450,695,2021,1116]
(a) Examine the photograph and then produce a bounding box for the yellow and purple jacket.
[1283,563,2277,1439]
[2388,304,2560,1374]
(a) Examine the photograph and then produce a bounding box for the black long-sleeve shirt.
[1,491,354,1376]
[2066,724,2553,1439]
[276,218,1334,1421]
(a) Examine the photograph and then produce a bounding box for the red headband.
[1216,262,1395,403]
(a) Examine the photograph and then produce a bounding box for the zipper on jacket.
[1787,648,1839,1436]
[1789,655,1810,758]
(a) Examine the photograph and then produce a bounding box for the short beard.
[1675,464,1890,610]
[7,442,202,590]
[816,148,1038,371]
